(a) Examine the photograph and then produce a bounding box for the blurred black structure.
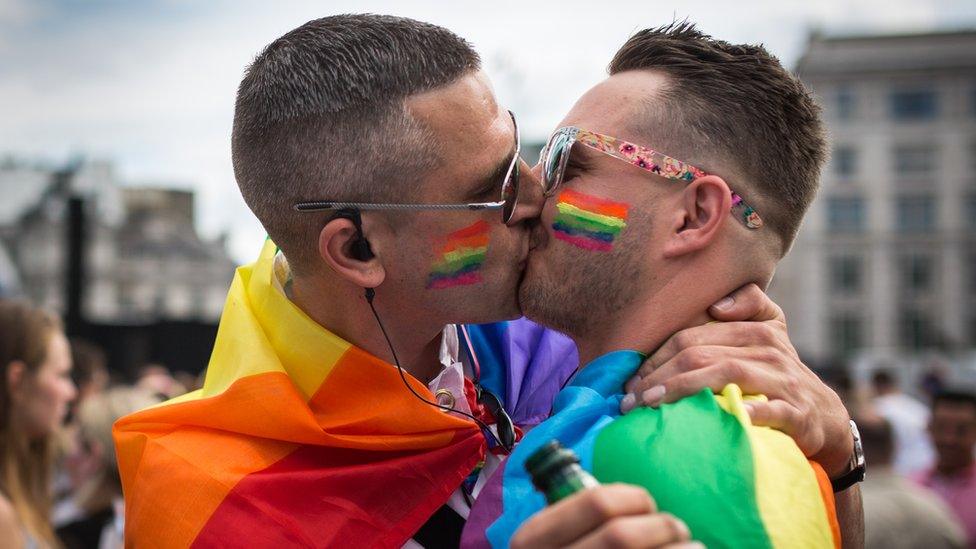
[63,193,216,380]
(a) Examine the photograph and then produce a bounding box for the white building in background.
[769,30,976,364]
[0,157,235,323]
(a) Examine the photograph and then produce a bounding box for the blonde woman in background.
[56,387,160,549]
[0,299,77,548]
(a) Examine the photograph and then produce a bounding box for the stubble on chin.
[519,247,642,339]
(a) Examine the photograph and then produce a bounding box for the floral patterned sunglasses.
[540,127,763,230]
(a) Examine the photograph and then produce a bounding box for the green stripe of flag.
[592,389,774,549]
[554,211,625,236]
[430,251,487,275]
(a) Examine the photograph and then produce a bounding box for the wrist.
[826,420,866,492]
[816,415,856,478]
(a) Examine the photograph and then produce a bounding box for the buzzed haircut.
[856,416,894,467]
[933,390,976,416]
[871,369,897,393]
[232,14,480,273]
[609,22,827,255]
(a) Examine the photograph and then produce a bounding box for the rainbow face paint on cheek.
[552,189,629,252]
[426,220,490,289]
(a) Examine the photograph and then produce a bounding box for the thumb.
[708,283,784,323]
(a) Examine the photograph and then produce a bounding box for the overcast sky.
[2,0,975,262]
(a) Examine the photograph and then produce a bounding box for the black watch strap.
[830,420,866,492]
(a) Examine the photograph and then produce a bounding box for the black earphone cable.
[364,288,511,454]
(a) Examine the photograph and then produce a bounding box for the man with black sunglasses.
[115,14,860,548]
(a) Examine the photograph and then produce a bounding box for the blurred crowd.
[1,296,974,548]
[825,368,976,548]
[1,299,201,548]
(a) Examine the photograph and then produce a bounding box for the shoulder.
[0,493,25,546]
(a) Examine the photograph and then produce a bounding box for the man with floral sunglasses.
[114,14,861,548]
[464,22,863,548]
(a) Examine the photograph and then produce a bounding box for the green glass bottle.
[525,440,599,505]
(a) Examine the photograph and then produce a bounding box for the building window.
[895,195,936,233]
[830,314,863,356]
[827,197,866,233]
[892,144,936,176]
[829,255,862,293]
[899,308,934,350]
[899,254,934,293]
[890,89,938,121]
[837,87,855,120]
[833,146,857,177]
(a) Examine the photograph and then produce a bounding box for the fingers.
[708,283,785,324]
[654,362,784,406]
[743,399,803,435]
[565,513,692,549]
[510,484,656,548]
[639,321,792,377]
[639,345,794,398]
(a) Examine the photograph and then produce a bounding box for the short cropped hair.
[856,416,894,467]
[232,14,480,272]
[932,389,976,416]
[609,22,827,255]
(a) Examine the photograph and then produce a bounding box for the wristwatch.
[830,419,866,493]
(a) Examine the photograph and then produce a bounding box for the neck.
[291,275,446,384]
[936,457,974,478]
[574,273,731,367]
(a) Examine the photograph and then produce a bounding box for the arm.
[835,486,864,549]
[625,284,862,541]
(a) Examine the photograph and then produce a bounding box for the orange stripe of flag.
[559,189,628,218]
[447,220,490,240]
[809,460,841,548]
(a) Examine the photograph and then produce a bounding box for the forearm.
[835,485,864,549]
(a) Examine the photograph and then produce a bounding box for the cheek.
[39,376,72,409]
[425,220,491,291]
[550,189,630,253]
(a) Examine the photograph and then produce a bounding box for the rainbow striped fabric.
[552,189,629,251]
[113,240,485,547]
[427,220,490,289]
[478,351,840,549]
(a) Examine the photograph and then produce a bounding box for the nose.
[66,379,78,403]
[506,159,546,226]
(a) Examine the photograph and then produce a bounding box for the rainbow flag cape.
[469,350,841,549]
[463,319,578,429]
[113,240,485,547]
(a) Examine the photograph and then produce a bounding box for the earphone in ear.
[350,236,374,262]
[332,209,374,261]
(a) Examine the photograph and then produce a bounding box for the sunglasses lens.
[479,387,515,450]
[543,131,571,195]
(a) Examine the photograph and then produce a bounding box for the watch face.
[850,419,866,468]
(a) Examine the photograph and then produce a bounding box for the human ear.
[662,175,732,259]
[317,218,386,288]
[5,360,26,401]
